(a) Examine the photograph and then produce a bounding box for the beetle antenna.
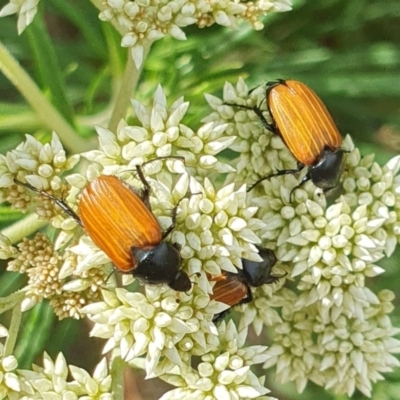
[120,156,186,177]
[162,191,201,239]
[14,178,83,226]
[140,156,186,168]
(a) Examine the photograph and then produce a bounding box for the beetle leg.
[264,271,287,284]
[244,287,253,304]
[135,165,152,209]
[135,157,187,209]
[162,190,202,239]
[14,179,83,226]
[266,79,286,88]
[247,166,304,192]
[288,171,313,201]
[171,242,182,251]
[223,103,274,132]
[162,196,182,239]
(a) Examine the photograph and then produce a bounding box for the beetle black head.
[310,148,344,190]
[131,241,190,292]
[168,270,191,292]
[241,248,278,287]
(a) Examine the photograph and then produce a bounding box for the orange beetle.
[209,248,280,321]
[234,80,345,193]
[209,272,250,310]
[16,166,191,292]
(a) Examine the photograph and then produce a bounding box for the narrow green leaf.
[25,7,75,125]
[14,302,55,368]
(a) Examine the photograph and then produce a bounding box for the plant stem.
[108,41,152,132]
[110,352,125,400]
[0,41,96,153]
[3,293,24,356]
[1,214,47,244]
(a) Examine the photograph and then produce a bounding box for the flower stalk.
[0,41,94,153]
[108,42,152,132]
[110,353,125,400]
[4,303,22,357]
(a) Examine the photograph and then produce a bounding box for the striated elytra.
[209,247,281,321]
[16,166,191,292]
[230,79,345,194]
[79,175,191,292]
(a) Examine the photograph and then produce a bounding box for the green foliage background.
[0,0,399,398]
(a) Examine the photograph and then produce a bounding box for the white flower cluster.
[159,321,275,400]
[0,78,399,398]
[0,325,27,400]
[4,231,107,319]
[0,0,292,66]
[82,85,235,180]
[203,78,296,186]
[0,133,79,227]
[84,286,226,377]
[0,326,111,399]
[205,78,400,396]
[263,289,400,397]
[99,0,292,68]
[18,353,112,399]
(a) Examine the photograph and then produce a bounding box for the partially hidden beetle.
[209,247,281,321]
[231,79,345,194]
[16,165,191,292]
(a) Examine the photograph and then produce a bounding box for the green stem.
[1,214,47,244]
[108,41,152,132]
[110,352,125,400]
[0,41,96,153]
[0,291,25,314]
[4,298,23,357]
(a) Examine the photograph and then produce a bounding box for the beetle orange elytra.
[209,247,281,321]
[228,79,345,194]
[15,165,191,292]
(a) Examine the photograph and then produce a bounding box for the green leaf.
[25,6,74,125]
[14,301,55,368]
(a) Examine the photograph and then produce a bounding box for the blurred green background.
[0,0,399,398]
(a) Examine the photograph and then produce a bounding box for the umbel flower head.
[83,285,226,377]
[17,353,112,399]
[99,0,292,68]
[159,321,274,400]
[0,133,79,217]
[81,84,236,181]
[0,325,34,400]
[0,0,292,66]
[202,78,400,396]
[0,80,399,398]
[0,324,112,399]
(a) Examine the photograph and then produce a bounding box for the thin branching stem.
[1,214,46,244]
[0,41,95,153]
[110,352,125,400]
[3,293,24,356]
[108,42,152,132]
